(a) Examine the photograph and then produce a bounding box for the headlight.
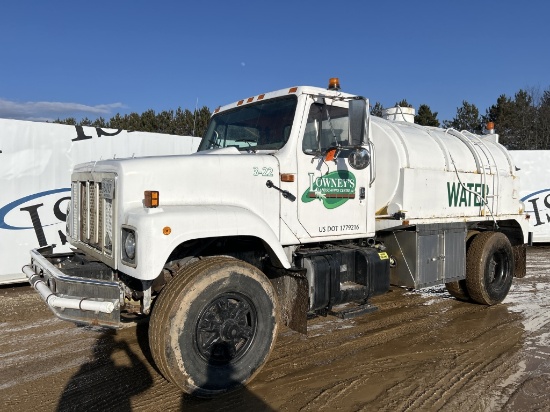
[123,230,136,260]
[121,227,137,266]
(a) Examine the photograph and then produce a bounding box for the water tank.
[371,117,518,220]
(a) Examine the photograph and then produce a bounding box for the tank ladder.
[462,130,501,217]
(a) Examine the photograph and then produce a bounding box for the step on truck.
[24,78,528,397]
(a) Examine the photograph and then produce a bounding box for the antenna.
[192,98,198,136]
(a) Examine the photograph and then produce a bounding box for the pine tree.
[484,90,538,150]
[513,89,537,149]
[370,101,384,117]
[444,101,482,134]
[415,104,440,127]
[538,89,550,149]
[194,106,211,137]
[394,99,413,108]
[92,117,107,128]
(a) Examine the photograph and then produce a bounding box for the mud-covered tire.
[149,256,279,397]
[465,232,514,305]
[445,279,470,301]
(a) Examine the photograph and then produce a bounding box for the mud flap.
[268,268,309,335]
[513,244,527,278]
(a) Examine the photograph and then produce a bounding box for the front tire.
[465,232,514,305]
[149,256,279,397]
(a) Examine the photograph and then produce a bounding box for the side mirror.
[348,98,369,146]
[348,147,370,170]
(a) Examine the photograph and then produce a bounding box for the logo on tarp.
[0,188,70,247]
[522,188,550,227]
[301,170,356,209]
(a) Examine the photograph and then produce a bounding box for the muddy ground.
[1,246,549,412]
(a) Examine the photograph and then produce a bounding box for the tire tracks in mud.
[250,290,528,411]
[2,247,550,411]
[373,320,524,411]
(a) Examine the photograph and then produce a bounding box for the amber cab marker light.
[280,173,295,182]
[288,87,298,94]
[144,190,159,208]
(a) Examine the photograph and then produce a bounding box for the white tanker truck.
[24,79,528,396]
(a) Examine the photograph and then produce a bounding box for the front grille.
[73,175,115,258]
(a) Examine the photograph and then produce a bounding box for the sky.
[1,0,549,126]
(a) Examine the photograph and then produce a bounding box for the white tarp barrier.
[510,150,550,243]
[0,118,201,284]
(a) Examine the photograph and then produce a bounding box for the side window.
[302,103,349,154]
[303,105,321,154]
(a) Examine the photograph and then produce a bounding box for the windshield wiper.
[235,138,257,152]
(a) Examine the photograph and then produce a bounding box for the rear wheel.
[149,256,279,397]
[445,280,470,301]
[465,232,514,305]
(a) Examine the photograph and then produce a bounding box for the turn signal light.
[144,190,159,208]
[280,173,295,182]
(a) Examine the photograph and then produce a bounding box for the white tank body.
[370,117,520,221]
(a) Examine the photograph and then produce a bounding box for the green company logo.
[302,170,356,209]
[447,182,489,207]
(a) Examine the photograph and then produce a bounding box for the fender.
[120,204,291,280]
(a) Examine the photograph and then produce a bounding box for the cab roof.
[213,86,358,115]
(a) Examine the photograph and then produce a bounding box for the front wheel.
[149,256,279,397]
[465,232,514,305]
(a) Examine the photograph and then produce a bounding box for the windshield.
[198,96,297,152]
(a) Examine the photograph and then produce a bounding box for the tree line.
[54,106,212,138]
[55,85,550,150]
[370,86,550,150]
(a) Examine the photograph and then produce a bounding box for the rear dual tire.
[446,231,514,305]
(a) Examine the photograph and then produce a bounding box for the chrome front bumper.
[24,246,123,328]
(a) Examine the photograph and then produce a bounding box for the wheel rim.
[195,292,257,364]
[488,248,510,285]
